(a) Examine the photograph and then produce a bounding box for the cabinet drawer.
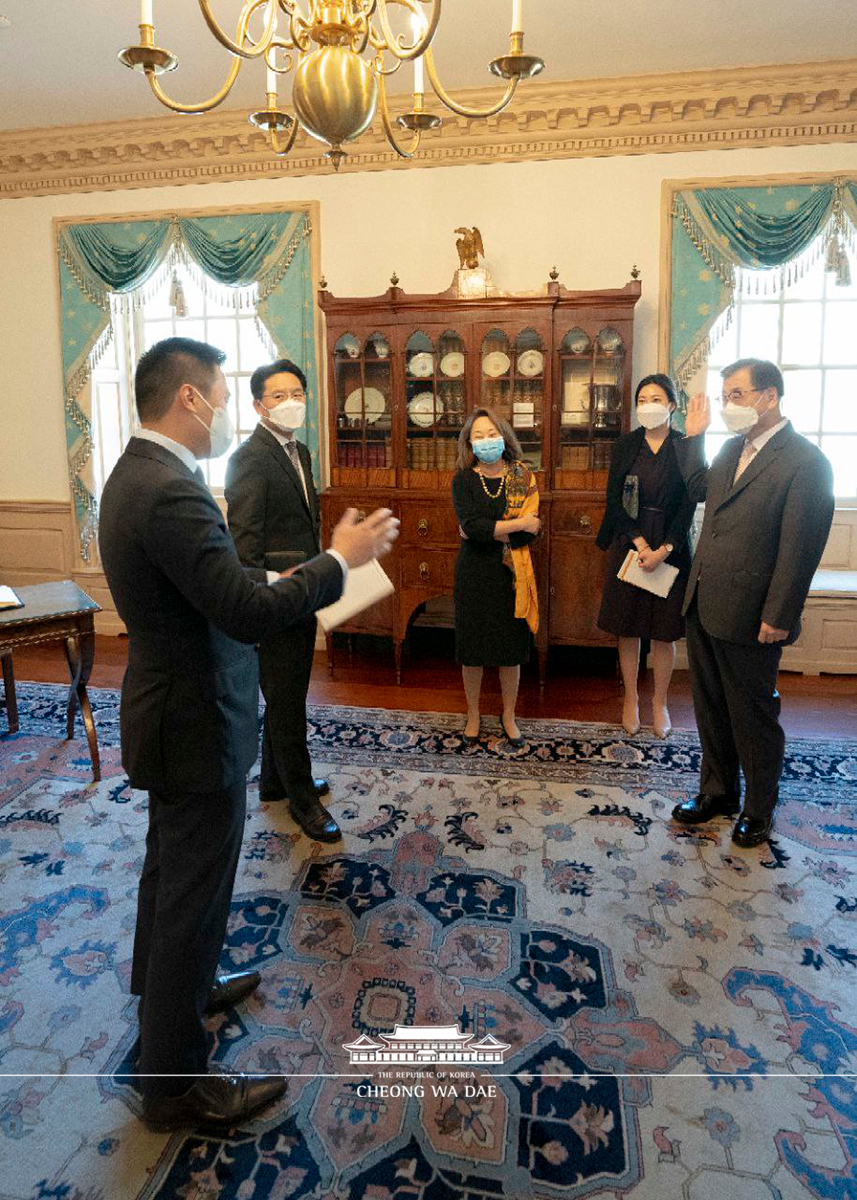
[401,548,456,590]
[551,500,605,539]
[400,505,460,546]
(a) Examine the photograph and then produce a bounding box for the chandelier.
[120,1,545,170]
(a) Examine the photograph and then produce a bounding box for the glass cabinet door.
[556,324,626,485]
[332,331,394,479]
[591,326,625,474]
[511,327,545,471]
[557,326,593,475]
[404,328,465,479]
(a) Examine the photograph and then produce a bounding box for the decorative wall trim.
[0,501,123,635]
[2,59,856,198]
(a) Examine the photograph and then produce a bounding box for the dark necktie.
[193,466,205,484]
[284,440,308,505]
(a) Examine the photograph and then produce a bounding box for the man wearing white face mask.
[99,339,399,1130]
[225,359,339,842]
[672,358,834,848]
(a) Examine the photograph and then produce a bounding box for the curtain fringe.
[671,194,735,291]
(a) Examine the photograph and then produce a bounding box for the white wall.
[1,141,856,502]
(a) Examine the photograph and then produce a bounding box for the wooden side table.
[0,580,102,781]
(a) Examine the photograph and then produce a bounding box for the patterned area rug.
[2,682,857,1200]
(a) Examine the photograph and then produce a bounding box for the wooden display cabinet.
[319,275,640,684]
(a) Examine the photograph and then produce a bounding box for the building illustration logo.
[342,1024,510,1065]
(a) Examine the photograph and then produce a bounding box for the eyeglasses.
[721,387,762,404]
[263,389,305,403]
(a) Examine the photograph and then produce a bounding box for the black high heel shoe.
[463,718,482,744]
[501,716,525,749]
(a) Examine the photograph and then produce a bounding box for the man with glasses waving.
[226,359,341,842]
[671,358,834,847]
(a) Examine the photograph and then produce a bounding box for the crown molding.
[1,58,856,198]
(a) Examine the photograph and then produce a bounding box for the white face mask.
[636,403,670,430]
[264,399,306,432]
[191,387,234,458]
[722,401,761,435]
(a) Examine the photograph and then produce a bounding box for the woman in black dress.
[596,374,696,738]
[452,408,541,747]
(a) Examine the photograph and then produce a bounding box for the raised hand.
[684,392,711,438]
[330,508,400,568]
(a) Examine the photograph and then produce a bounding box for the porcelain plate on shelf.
[517,349,544,377]
[408,391,441,427]
[344,386,386,423]
[409,351,435,378]
[598,328,622,352]
[439,351,465,378]
[566,331,589,354]
[482,350,511,378]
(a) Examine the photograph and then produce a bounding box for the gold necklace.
[477,468,507,498]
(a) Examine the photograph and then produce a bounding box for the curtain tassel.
[826,232,852,287]
[169,272,188,318]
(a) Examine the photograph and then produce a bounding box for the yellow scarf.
[501,461,540,635]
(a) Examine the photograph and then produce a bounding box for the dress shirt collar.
[135,427,199,475]
[261,421,297,450]
[746,417,788,454]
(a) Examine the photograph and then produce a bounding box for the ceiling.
[0,0,855,132]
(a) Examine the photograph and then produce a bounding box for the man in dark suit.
[225,359,338,841]
[99,337,397,1130]
[672,357,834,847]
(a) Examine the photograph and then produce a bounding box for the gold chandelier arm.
[269,114,300,156]
[377,73,421,158]
[197,0,277,59]
[374,0,441,60]
[424,44,519,117]
[147,54,243,113]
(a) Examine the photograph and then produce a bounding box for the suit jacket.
[98,437,343,793]
[224,424,320,570]
[595,426,696,567]
[674,422,834,645]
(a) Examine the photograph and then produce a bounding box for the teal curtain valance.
[668,178,856,406]
[57,210,316,560]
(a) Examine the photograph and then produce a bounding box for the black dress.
[452,467,534,667]
[597,437,692,642]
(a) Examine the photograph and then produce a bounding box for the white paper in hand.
[617,549,679,599]
[316,558,394,632]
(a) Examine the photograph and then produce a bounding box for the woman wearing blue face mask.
[595,374,696,738]
[452,407,541,748]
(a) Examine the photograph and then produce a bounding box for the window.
[705,249,857,500]
[90,264,275,491]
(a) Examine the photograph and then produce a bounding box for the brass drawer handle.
[418,518,429,537]
[419,561,430,581]
[579,514,592,532]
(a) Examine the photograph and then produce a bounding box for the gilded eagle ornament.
[455,227,485,271]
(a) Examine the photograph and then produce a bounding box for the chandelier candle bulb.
[414,52,424,95]
[512,0,523,34]
[140,0,153,27]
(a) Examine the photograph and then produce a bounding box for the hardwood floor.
[6,628,857,739]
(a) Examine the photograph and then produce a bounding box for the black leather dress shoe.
[731,813,773,848]
[142,1073,286,1132]
[672,793,741,825]
[205,970,262,1016]
[289,795,342,842]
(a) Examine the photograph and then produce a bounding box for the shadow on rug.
[2,683,856,1200]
